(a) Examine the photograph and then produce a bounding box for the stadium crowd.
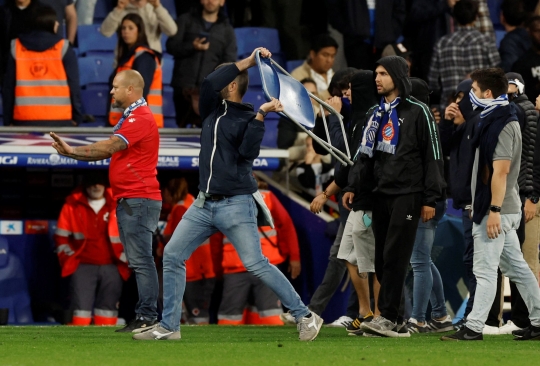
[1,0,540,341]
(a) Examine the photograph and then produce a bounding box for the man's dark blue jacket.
[198,63,264,195]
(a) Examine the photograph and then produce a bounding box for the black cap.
[454,79,472,97]
[505,72,525,94]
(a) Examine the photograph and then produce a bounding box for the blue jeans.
[75,0,97,25]
[410,201,448,322]
[467,213,540,333]
[116,198,161,320]
[161,194,310,332]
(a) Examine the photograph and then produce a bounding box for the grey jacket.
[165,8,237,90]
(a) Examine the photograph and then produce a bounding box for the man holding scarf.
[442,68,540,341]
[357,56,445,338]
[50,69,162,333]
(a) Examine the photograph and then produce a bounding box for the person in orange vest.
[108,13,163,128]
[54,172,130,326]
[2,5,82,126]
[161,178,215,324]
[214,188,300,325]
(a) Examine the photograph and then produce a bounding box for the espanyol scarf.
[359,97,401,157]
[469,90,509,119]
[113,98,147,133]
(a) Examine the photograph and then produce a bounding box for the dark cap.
[454,79,473,97]
[505,72,525,94]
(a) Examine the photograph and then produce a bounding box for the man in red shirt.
[50,69,162,333]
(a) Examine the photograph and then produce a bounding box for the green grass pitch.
[0,325,536,366]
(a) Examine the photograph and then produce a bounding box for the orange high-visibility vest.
[109,46,163,127]
[222,191,284,274]
[12,38,72,121]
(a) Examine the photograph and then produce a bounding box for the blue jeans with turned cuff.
[160,194,310,332]
[116,198,161,320]
[410,201,448,322]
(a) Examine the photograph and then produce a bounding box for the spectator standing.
[166,0,236,128]
[161,178,216,325]
[441,68,540,342]
[55,174,130,326]
[512,16,540,105]
[2,5,82,126]
[326,0,406,71]
[359,56,445,337]
[108,13,163,127]
[499,0,531,72]
[291,35,338,101]
[40,0,77,44]
[50,69,162,334]
[100,0,177,54]
[429,0,500,110]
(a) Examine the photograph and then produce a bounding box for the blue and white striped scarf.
[469,90,509,119]
[113,97,148,133]
[359,97,401,157]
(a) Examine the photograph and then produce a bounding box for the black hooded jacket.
[439,80,479,209]
[370,56,445,207]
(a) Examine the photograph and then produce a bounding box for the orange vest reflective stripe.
[109,46,163,128]
[13,39,72,121]
[222,190,284,273]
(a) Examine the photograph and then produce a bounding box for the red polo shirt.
[110,105,161,201]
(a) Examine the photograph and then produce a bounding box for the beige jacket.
[100,3,177,53]
[290,61,332,101]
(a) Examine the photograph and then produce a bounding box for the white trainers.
[132,324,181,341]
[482,324,501,335]
[279,311,296,325]
[297,312,323,341]
[499,320,523,335]
[327,316,354,328]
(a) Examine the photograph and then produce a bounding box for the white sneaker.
[297,312,323,341]
[279,311,296,325]
[327,316,354,328]
[482,324,501,335]
[499,320,523,335]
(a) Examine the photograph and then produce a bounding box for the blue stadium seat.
[164,118,177,128]
[243,88,266,110]
[261,118,278,148]
[93,0,114,23]
[80,84,110,117]
[78,55,115,86]
[163,86,175,117]
[162,57,174,85]
[0,237,33,324]
[286,59,304,73]
[77,24,117,55]
[161,0,177,19]
[234,28,281,57]
[495,30,506,49]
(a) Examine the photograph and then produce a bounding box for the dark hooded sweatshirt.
[438,79,480,209]
[3,30,82,126]
[370,56,445,207]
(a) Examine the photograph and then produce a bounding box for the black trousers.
[372,192,423,323]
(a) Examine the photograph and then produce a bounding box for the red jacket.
[214,190,300,274]
[54,188,130,280]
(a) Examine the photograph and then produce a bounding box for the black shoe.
[453,318,466,331]
[115,317,158,333]
[346,312,373,333]
[440,326,483,341]
[512,328,527,338]
[427,315,454,333]
[514,325,540,341]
